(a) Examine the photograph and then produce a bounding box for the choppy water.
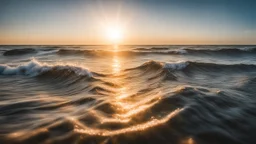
[0,45,256,144]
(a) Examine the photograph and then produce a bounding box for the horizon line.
[0,44,256,46]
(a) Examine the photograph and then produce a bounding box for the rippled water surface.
[0,45,256,144]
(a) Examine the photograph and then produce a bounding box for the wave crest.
[127,60,256,73]
[163,61,189,70]
[0,59,92,77]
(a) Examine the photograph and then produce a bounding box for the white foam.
[0,58,92,77]
[163,61,189,70]
[238,47,255,51]
[175,49,187,54]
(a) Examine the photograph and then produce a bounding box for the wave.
[139,49,187,54]
[131,60,188,70]
[133,47,187,54]
[37,49,59,55]
[134,47,170,51]
[237,47,256,51]
[127,60,256,73]
[133,46,256,55]
[0,58,93,77]
[57,49,98,55]
[3,48,59,56]
[57,49,149,57]
[58,49,141,55]
[183,47,256,54]
[164,61,189,70]
[48,48,187,56]
[3,48,37,56]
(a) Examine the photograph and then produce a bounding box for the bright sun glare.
[105,25,123,44]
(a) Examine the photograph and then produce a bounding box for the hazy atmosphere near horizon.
[0,0,256,144]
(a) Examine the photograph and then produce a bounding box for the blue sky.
[0,0,255,44]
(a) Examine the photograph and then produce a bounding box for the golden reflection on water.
[111,45,130,114]
[102,45,181,135]
[110,45,152,121]
[112,45,121,74]
[181,137,195,144]
[110,46,168,122]
[73,108,183,136]
[112,55,121,74]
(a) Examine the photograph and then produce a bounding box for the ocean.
[0,45,256,144]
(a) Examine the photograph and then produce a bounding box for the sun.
[105,25,123,44]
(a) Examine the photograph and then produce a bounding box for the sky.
[0,0,255,45]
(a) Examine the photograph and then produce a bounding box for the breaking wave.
[127,60,256,73]
[0,59,92,77]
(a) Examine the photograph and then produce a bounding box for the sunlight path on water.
[110,46,160,119]
[70,45,184,136]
